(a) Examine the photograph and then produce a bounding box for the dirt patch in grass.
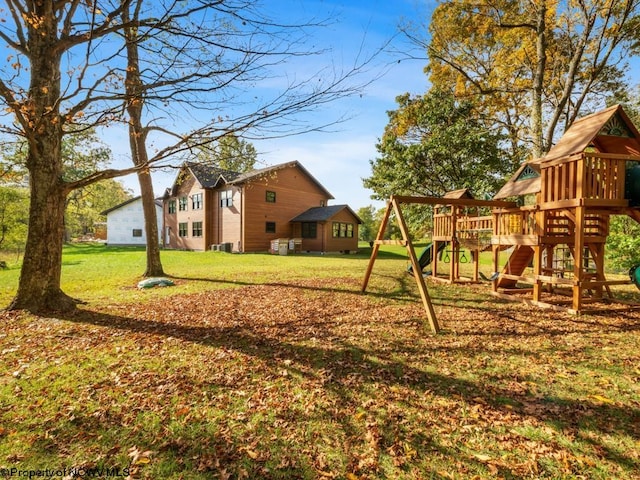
[1,278,639,479]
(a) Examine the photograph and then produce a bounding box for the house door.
[165,226,171,245]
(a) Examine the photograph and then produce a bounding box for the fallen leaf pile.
[1,278,639,479]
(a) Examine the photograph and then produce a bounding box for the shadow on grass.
[166,275,423,304]
[57,305,640,476]
[62,243,146,255]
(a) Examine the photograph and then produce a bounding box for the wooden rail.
[540,153,640,205]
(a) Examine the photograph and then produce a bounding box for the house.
[290,205,362,253]
[162,160,361,253]
[101,196,163,246]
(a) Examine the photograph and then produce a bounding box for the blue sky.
[114,0,436,211]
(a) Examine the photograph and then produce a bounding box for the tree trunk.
[124,8,165,278]
[9,168,77,312]
[531,1,547,158]
[8,7,76,312]
[138,169,165,277]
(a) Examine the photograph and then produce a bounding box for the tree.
[0,186,28,255]
[214,134,257,173]
[364,90,509,200]
[65,180,133,239]
[194,133,258,173]
[356,205,377,243]
[0,1,376,312]
[61,129,114,240]
[405,0,640,158]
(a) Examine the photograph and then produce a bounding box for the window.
[265,221,276,233]
[178,196,188,211]
[332,222,354,238]
[192,221,203,237]
[191,193,203,210]
[168,200,176,214]
[132,229,143,237]
[220,189,233,207]
[266,191,276,203]
[301,222,317,239]
[178,222,188,237]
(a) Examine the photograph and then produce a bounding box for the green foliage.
[65,179,133,239]
[364,90,508,238]
[606,216,640,272]
[364,90,509,201]
[197,133,257,173]
[0,186,28,254]
[356,205,377,241]
[424,0,640,157]
[1,129,131,243]
[61,128,113,182]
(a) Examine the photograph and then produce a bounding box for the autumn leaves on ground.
[1,246,639,479]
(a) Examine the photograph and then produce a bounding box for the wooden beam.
[492,235,539,246]
[373,239,408,246]
[390,195,517,209]
[391,197,440,334]
[361,201,393,293]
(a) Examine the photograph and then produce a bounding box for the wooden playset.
[362,105,640,332]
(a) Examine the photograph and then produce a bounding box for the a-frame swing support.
[362,195,516,334]
[361,196,440,333]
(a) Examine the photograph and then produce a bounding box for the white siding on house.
[105,197,163,246]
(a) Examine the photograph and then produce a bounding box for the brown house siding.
[164,176,207,250]
[241,165,330,252]
[217,186,242,250]
[291,208,360,253]
[325,209,360,252]
[290,222,327,252]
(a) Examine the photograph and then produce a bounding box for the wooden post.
[572,205,585,312]
[432,240,440,279]
[361,201,393,292]
[450,207,458,282]
[391,197,440,333]
[532,245,542,303]
[491,209,500,293]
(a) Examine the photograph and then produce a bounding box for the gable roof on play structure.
[443,188,475,199]
[494,104,640,199]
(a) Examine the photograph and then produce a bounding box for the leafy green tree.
[65,180,133,240]
[606,216,640,272]
[195,133,258,173]
[364,90,510,201]
[356,205,377,242]
[216,134,257,173]
[411,0,640,158]
[0,186,29,255]
[374,207,402,241]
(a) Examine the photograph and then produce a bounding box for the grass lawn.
[1,243,639,479]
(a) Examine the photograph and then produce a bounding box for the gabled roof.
[168,160,334,199]
[100,196,162,215]
[494,104,640,199]
[542,104,640,162]
[443,188,474,199]
[290,204,362,223]
[173,162,241,192]
[228,160,334,199]
[493,162,541,199]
